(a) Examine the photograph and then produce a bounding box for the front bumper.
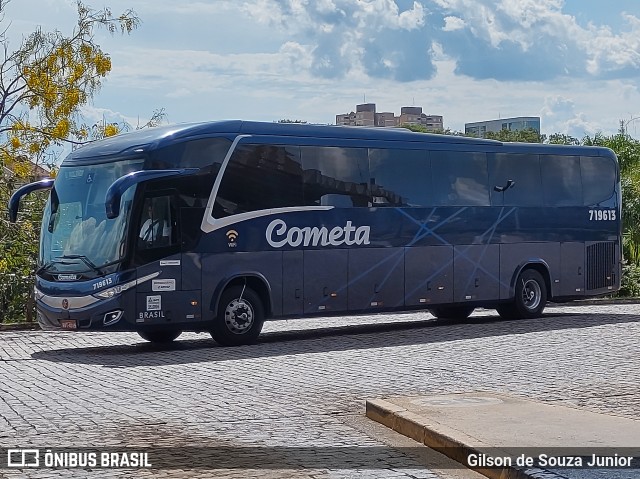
[36,292,135,331]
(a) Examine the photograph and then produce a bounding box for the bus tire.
[138,330,182,343]
[211,286,264,346]
[429,305,474,320]
[499,269,547,319]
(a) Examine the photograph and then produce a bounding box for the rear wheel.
[138,330,182,343]
[497,269,547,319]
[211,286,264,346]
[429,305,474,320]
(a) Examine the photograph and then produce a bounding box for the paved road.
[0,303,638,478]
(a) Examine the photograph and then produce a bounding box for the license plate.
[60,320,77,330]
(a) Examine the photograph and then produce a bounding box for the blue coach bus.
[9,121,621,345]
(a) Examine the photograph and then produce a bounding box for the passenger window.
[540,155,582,206]
[301,146,370,207]
[431,151,489,206]
[369,149,430,207]
[489,153,542,206]
[581,156,616,205]
[214,144,304,218]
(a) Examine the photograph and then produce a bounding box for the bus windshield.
[39,159,144,272]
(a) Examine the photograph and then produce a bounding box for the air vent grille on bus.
[586,242,616,291]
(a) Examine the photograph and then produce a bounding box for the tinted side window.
[301,146,370,207]
[540,155,582,206]
[214,144,303,218]
[369,149,430,207]
[138,196,175,249]
[581,156,616,205]
[134,193,182,266]
[431,151,489,206]
[489,153,542,206]
[149,138,231,170]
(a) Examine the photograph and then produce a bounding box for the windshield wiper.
[56,254,105,276]
[36,261,55,275]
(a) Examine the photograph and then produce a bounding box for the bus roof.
[62,120,615,162]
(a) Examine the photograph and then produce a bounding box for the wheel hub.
[225,298,254,334]
[521,279,541,310]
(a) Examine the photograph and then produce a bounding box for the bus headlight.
[93,279,137,299]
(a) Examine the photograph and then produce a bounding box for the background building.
[336,103,443,131]
[2,157,50,180]
[465,116,540,138]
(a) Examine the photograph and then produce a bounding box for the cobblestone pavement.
[0,303,638,478]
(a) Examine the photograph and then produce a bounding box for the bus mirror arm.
[8,178,55,222]
[493,179,515,192]
[105,168,199,219]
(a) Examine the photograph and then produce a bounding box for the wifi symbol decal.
[226,230,239,245]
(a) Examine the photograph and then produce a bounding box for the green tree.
[546,133,580,145]
[484,127,546,143]
[398,123,465,135]
[399,123,429,133]
[0,1,145,322]
[0,1,141,165]
[0,172,45,322]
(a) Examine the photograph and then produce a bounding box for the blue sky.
[6,0,640,138]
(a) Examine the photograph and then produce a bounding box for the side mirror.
[8,178,55,222]
[105,168,198,219]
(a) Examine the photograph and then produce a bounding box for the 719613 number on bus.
[589,209,616,221]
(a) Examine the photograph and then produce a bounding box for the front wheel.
[211,286,264,346]
[497,269,547,319]
[429,305,474,320]
[138,330,182,344]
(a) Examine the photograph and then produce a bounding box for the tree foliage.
[547,133,580,145]
[0,0,140,165]
[399,123,465,136]
[483,127,546,143]
[0,1,146,322]
[0,173,45,322]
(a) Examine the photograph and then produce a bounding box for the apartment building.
[336,103,443,131]
[465,117,540,138]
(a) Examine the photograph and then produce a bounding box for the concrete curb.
[549,298,640,306]
[365,399,566,479]
[0,322,40,331]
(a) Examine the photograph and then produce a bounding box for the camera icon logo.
[7,449,40,467]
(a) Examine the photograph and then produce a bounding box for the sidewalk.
[366,392,640,479]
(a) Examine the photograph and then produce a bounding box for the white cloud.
[433,0,640,77]
[280,41,314,70]
[442,16,465,31]
[9,0,640,139]
[540,96,576,120]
